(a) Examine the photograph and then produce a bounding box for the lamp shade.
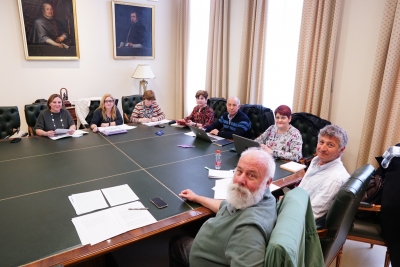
[132,64,156,79]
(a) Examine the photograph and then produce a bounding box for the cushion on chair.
[240,104,274,139]
[207,98,227,121]
[264,187,324,267]
[291,113,331,160]
[320,164,374,266]
[0,106,21,139]
[24,104,47,136]
[121,95,142,123]
[85,99,119,125]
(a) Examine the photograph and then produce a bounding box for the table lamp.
[132,64,156,94]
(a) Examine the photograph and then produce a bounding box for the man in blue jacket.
[204,97,252,139]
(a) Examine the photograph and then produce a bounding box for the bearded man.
[169,148,277,267]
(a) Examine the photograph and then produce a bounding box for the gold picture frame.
[18,0,80,60]
[112,1,155,59]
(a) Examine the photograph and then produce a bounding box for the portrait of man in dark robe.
[113,3,154,58]
[19,0,79,59]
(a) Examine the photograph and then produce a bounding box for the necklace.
[51,111,64,130]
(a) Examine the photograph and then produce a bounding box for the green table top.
[0,124,297,267]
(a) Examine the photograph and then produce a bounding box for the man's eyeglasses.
[104,100,114,103]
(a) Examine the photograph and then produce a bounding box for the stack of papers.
[280,162,307,172]
[208,169,234,179]
[142,119,171,126]
[49,129,88,140]
[98,124,136,136]
[72,201,157,245]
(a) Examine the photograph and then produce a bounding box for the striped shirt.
[130,101,165,123]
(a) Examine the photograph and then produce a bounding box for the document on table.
[69,190,109,215]
[97,124,136,132]
[142,119,171,126]
[101,184,139,206]
[208,169,235,179]
[49,130,89,140]
[184,131,225,141]
[72,201,157,245]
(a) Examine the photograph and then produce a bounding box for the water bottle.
[215,150,222,170]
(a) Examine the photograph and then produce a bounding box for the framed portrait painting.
[112,1,155,59]
[17,0,80,60]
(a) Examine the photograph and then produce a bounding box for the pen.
[204,167,209,170]
[4,135,9,139]
[129,208,148,210]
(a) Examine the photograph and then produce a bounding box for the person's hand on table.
[151,117,158,122]
[46,130,55,137]
[67,129,75,135]
[176,119,186,125]
[261,144,273,155]
[179,189,198,202]
[92,126,98,132]
[139,118,151,123]
[210,129,219,135]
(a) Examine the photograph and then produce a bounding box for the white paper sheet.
[71,201,157,246]
[49,130,89,140]
[142,119,171,126]
[97,124,136,132]
[111,202,157,231]
[69,190,109,215]
[72,208,125,245]
[208,169,235,179]
[101,184,139,206]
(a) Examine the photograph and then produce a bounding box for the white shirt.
[298,156,350,219]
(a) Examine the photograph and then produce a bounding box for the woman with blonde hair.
[90,94,123,132]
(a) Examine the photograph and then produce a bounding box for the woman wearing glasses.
[90,94,123,132]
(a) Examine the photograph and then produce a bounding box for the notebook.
[280,161,307,173]
[189,126,224,142]
[232,134,260,155]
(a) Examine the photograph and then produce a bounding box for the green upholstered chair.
[318,164,374,267]
[264,187,324,267]
[0,106,21,139]
[347,203,390,267]
[24,103,47,136]
[290,112,331,165]
[121,95,142,123]
[239,104,275,139]
[85,99,119,127]
[207,97,226,121]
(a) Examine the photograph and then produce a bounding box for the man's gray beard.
[226,182,266,210]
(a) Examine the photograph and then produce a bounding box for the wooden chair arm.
[317,229,328,238]
[124,113,130,123]
[358,204,381,212]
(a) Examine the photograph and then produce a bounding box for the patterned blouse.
[130,101,165,123]
[255,124,303,161]
[185,105,214,127]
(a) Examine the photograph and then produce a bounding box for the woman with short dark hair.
[255,105,303,161]
[176,90,214,128]
[130,90,165,123]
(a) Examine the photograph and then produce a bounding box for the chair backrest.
[320,164,374,266]
[24,103,47,136]
[0,106,21,139]
[264,187,324,267]
[239,104,275,139]
[85,99,119,125]
[121,95,142,123]
[207,97,226,121]
[290,112,331,160]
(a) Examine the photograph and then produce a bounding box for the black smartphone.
[10,138,22,143]
[150,197,168,209]
[154,125,165,128]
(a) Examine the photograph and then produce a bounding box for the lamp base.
[139,79,148,95]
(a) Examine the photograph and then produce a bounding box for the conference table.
[0,124,305,267]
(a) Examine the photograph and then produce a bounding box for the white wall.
[0,0,178,131]
[228,0,386,173]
